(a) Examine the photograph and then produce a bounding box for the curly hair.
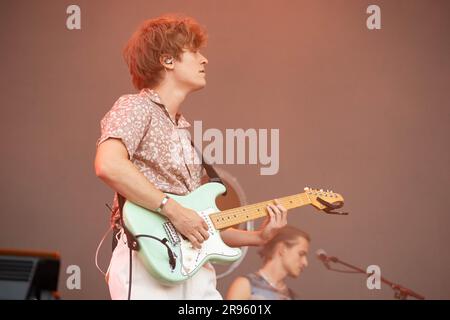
[123,14,208,90]
[258,226,311,263]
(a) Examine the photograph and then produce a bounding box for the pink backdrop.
[0,0,449,299]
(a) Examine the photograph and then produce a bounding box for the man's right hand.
[162,198,210,249]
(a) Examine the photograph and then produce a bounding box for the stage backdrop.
[1,0,449,299]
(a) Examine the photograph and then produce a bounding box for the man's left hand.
[258,199,288,245]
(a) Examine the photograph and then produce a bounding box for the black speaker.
[0,249,60,300]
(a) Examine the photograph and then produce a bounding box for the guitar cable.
[124,233,177,300]
[128,243,132,300]
[94,223,114,278]
[96,203,176,299]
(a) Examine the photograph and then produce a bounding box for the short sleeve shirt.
[96,88,203,225]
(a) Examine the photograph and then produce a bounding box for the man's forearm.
[220,228,265,247]
[96,157,173,216]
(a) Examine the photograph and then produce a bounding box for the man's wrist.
[154,194,170,215]
[257,230,269,246]
[160,197,176,218]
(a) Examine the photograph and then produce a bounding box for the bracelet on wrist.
[155,195,170,213]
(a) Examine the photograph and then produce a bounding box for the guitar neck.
[210,192,312,230]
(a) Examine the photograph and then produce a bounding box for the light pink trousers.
[106,230,223,300]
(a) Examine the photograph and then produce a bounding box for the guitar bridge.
[163,222,181,245]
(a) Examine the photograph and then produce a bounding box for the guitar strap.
[190,140,226,193]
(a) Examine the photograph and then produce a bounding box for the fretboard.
[210,193,311,230]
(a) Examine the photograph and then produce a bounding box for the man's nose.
[200,53,208,65]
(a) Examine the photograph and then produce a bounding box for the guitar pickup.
[163,222,181,245]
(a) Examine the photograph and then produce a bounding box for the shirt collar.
[142,88,191,129]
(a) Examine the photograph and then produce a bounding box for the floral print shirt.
[96,88,202,226]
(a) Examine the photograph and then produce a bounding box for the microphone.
[316,249,331,269]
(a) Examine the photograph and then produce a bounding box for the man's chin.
[291,269,303,278]
[198,81,206,89]
[190,82,206,92]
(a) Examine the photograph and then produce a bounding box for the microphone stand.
[327,255,425,300]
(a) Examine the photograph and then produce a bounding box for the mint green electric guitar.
[122,182,345,285]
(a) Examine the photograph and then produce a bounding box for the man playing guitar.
[94,14,288,300]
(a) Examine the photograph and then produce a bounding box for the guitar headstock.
[304,187,346,214]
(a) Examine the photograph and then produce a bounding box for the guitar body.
[122,182,242,285]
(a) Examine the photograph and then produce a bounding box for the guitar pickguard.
[177,208,240,276]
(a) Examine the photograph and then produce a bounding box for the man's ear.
[160,55,175,69]
[277,243,286,257]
